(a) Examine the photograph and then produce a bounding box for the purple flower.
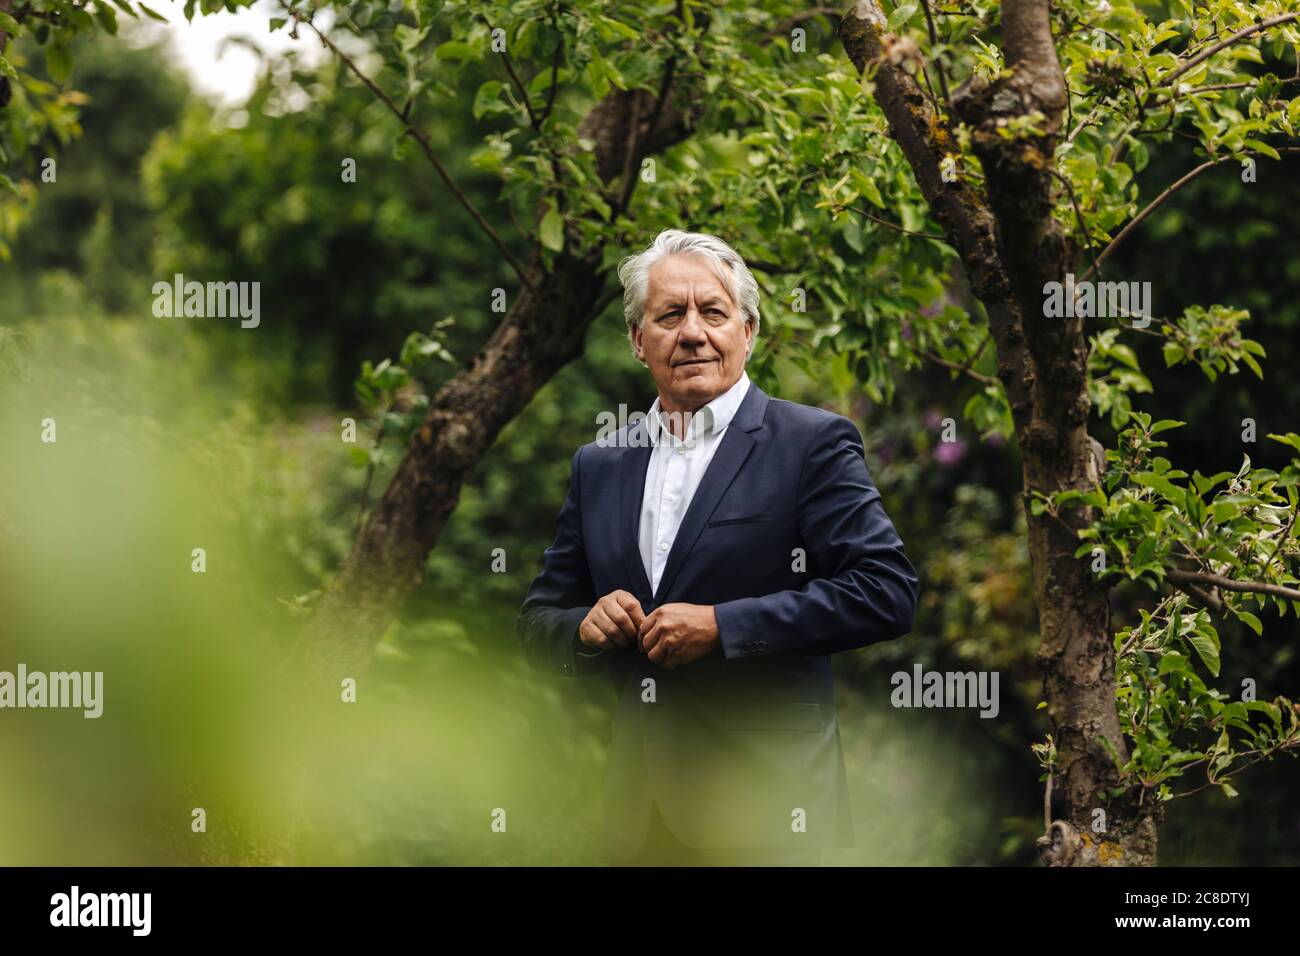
[934,439,968,466]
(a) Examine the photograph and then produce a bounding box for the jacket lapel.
[651,383,769,603]
[618,422,654,603]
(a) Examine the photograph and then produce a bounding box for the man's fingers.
[603,600,638,642]
[591,606,631,647]
[646,634,671,666]
[637,608,659,642]
[616,592,646,632]
[639,619,662,655]
[578,619,611,650]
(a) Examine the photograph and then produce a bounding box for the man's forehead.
[646,256,734,304]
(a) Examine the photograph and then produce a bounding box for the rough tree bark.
[296,84,697,679]
[840,0,1158,865]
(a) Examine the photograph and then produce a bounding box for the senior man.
[517,228,919,866]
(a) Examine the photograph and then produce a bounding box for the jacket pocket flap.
[707,513,773,528]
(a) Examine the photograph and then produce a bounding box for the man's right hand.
[578,590,645,651]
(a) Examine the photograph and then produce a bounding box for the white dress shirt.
[639,371,751,595]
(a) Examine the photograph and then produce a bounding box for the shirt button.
[676,447,685,455]
[666,492,676,502]
[659,541,668,552]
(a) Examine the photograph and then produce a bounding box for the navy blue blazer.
[517,380,919,858]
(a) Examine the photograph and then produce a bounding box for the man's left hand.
[637,603,720,669]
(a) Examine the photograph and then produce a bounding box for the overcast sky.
[126,0,331,105]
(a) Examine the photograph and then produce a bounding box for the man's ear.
[631,323,645,363]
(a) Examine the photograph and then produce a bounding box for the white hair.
[616,229,761,361]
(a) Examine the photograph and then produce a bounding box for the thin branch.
[1158,14,1300,89]
[1166,568,1300,603]
[479,13,540,129]
[1080,148,1300,282]
[919,0,952,114]
[1065,101,1106,144]
[356,399,394,534]
[849,205,947,240]
[290,9,538,294]
[615,54,678,214]
[910,345,999,386]
[1049,168,1101,278]
[1153,75,1300,101]
[541,3,562,123]
[1261,507,1299,580]
[964,331,993,369]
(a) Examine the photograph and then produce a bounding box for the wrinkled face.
[633,254,752,415]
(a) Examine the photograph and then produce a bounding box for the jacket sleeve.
[516,445,609,677]
[712,414,919,659]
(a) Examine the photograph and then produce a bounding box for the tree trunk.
[840,0,1158,864]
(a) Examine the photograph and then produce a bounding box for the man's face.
[633,254,752,414]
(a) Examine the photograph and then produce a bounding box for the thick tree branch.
[838,1,1031,429]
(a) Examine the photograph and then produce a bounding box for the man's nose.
[679,307,708,343]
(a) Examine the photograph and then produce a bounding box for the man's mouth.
[673,358,716,367]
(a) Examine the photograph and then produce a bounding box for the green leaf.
[1266,432,1300,456]
[94,2,119,34]
[1185,625,1221,677]
[46,42,73,84]
[539,205,565,252]
[888,2,918,30]
[136,3,170,21]
[595,15,640,41]
[1135,471,1183,502]
[472,80,506,119]
[396,23,430,52]
[1158,651,1190,675]
[434,40,479,62]
[1243,139,1280,161]
[1230,607,1263,636]
[417,0,445,27]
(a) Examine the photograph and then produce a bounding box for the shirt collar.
[646,370,751,448]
